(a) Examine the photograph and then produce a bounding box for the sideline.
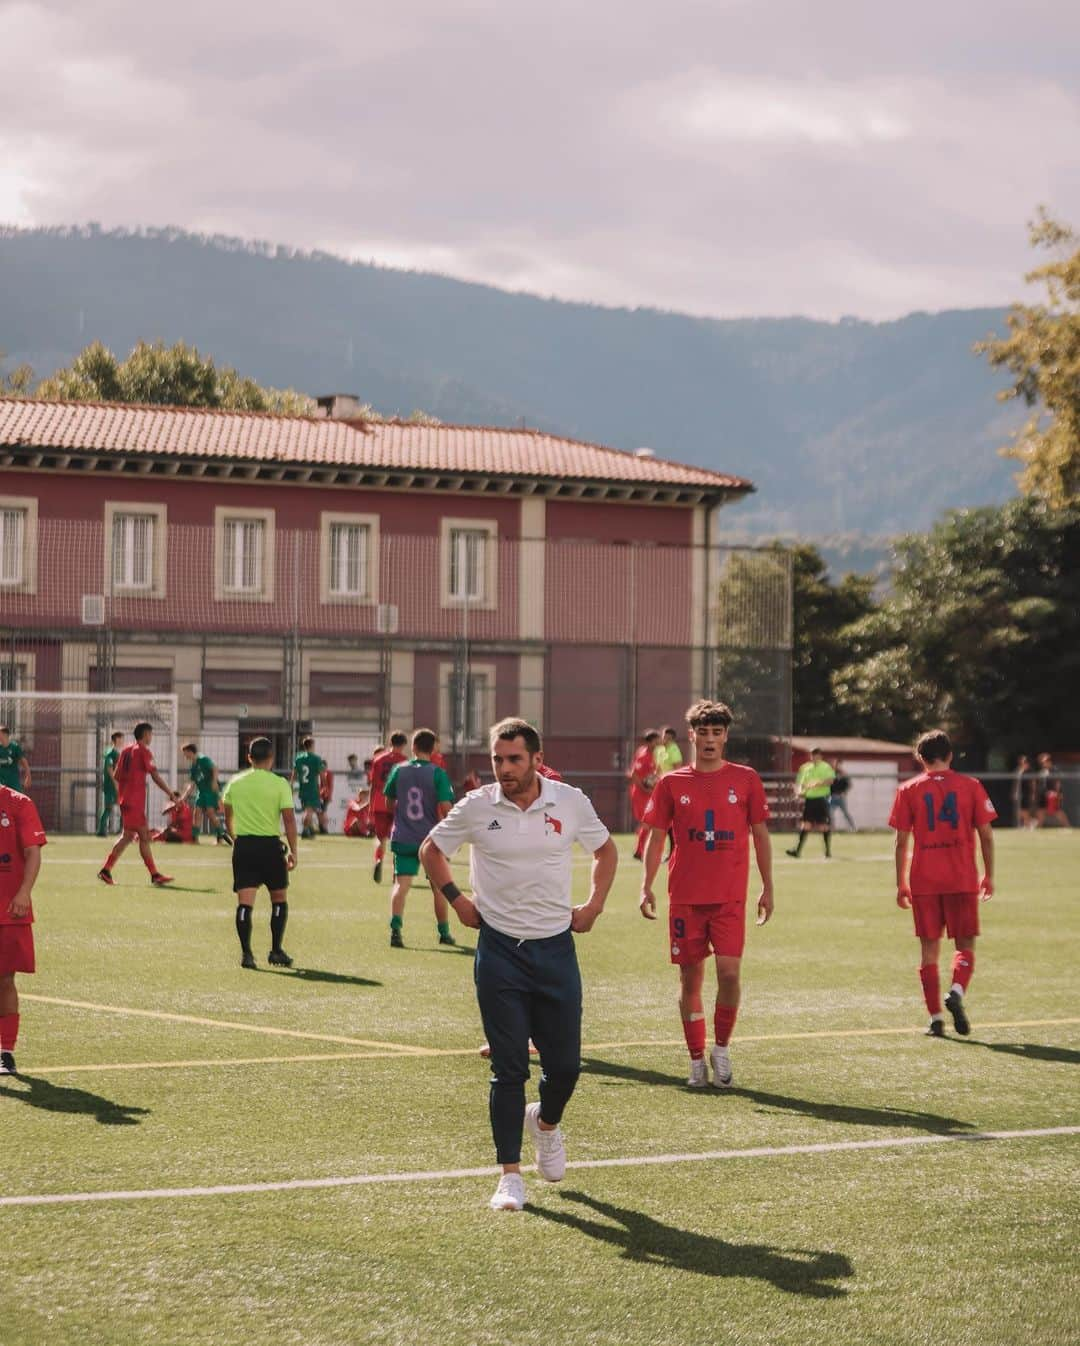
[1,1126,1075,1209]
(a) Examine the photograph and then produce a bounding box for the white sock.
[950,983,964,998]
[932,1012,945,1022]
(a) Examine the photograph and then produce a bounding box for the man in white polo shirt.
[420,717,618,1213]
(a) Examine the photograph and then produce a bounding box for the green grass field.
[4,829,1078,1346]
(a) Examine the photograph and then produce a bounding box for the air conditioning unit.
[375,603,399,635]
[81,594,106,626]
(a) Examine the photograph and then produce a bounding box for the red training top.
[0,786,48,925]
[536,762,563,782]
[888,769,997,895]
[115,741,154,807]
[369,750,407,815]
[644,763,768,905]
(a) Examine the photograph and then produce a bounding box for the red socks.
[104,845,121,870]
[0,1013,18,1051]
[919,963,942,1016]
[714,1004,738,1047]
[682,1015,706,1060]
[951,949,975,993]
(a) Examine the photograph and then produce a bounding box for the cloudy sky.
[3,0,1078,319]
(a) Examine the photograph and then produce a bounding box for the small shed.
[787,736,918,831]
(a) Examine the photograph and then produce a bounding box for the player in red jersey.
[640,700,773,1088]
[628,728,661,859]
[0,785,47,1074]
[889,729,995,1038]
[97,722,179,887]
[369,731,408,883]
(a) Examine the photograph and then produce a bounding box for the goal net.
[0,691,179,834]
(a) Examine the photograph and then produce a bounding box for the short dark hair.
[810,746,824,757]
[643,728,660,743]
[111,731,124,743]
[248,736,274,763]
[661,725,677,737]
[181,742,198,755]
[490,717,542,755]
[301,736,314,749]
[916,729,951,764]
[347,754,358,764]
[413,727,437,754]
[134,721,152,742]
[0,726,8,735]
[389,731,408,749]
[363,757,373,770]
[685,700,733,730]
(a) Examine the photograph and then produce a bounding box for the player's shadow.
[580,1057,974,1134]
[272,967,382,988]
[528,1191,852,1298]
[0,1075,150,1126]
[961,1041,1080,1066]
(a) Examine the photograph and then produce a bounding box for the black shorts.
[232,836,288,893]
[802,796,830,826]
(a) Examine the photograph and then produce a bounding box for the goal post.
[0,691,179,834]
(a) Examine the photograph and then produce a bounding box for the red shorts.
[372,810,394,842]
[119,802,148,833]
[669,902,746,964]
[911,892,979,941]
[0,923,35,975]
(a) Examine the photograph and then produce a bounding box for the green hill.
[0,225,1019,538]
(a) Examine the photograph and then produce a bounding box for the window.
[442,662,496,746]
[104,503,166,598]
[319,512,379,604]
[0,496,36,593]
[214,507,275,602]
[440,518,498,609]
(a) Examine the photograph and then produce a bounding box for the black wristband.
[441,881,463,903]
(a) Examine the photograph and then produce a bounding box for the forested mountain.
[0,225,1019,537]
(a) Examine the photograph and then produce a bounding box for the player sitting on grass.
[640,699,774,1089]
[890,729,995,1038]
[0,782,46,1075]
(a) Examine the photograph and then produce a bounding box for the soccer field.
[4,830,1078,1346]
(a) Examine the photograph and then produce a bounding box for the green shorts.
[196,791,221,810]
[390,842,420,877]
[102,788,117,806]
[299,792,322,811]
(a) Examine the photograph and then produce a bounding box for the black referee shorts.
[802,796,830,826]
[232,836,289,893]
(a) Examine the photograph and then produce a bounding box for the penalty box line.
[1,1126,1076,1210]
[22,1016,1080,1075]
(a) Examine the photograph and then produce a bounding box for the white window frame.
[214,506,275,603]
[440,518,498,610]
[104,502,167,598]
[0,656,35,735]
[440,660,496,747]
[319,511,379,605]
[0,495,37,594]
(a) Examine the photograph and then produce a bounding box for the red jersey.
[889,769,996,895]
[0,787,47,925]
[537,762,563,782]
[370,750,406,814]
[115,741,154,806]
[644,764,768,905]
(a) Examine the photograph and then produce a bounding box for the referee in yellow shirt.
[222,737,299,970]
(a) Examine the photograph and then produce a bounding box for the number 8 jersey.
[384,759,455,847]
[889,769,997,895]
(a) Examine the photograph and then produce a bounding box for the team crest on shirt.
[0,813,8,828]
[680,795,691,805]
[544,813,562,835]
[728,790,738,804]
[671,942,680,956]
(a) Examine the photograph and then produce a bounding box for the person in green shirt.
[96,731,124,836]
[222,736,298,971]
[0,726,30,794]
[383,728,455,948]
[180,743,231,846]
[290,736,327,840]
[653,726,684,777]
[787,747,836,858]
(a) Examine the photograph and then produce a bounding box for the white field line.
[22,1017,1080,1075]
[1,1126,1075,1210]
[19,995,429,1054]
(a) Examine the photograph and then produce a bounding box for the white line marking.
[1,1126,1075,1209]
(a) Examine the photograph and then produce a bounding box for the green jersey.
[223,768,294,836]
[189,754,217,793]
[102,747,119,797]
[796,760,835,799]
[654,741,683,775]
[293,751,325,802]
[0,740,24,791]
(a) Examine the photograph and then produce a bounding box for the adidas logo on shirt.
[487,819,502,830]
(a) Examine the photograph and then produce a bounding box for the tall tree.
[832,499,1080,758]
[976,210,1080,506]
[33,340,315,414]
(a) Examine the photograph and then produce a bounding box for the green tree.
[0,350,34,395]
[832,499,1080,757]
[34,340,315,413]
[976,210,1080,506]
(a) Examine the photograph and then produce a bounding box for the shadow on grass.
[396,944,475,956]
[528,1191,852,1297]
[0,1075,150,1126]
[270,967,382,988]
[962,1040,1080,1066]
[581,1057,974,1134]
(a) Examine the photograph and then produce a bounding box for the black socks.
[270,902,289,952]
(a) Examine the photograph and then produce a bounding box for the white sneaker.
[489,1172,526,1211]
[524,1101,567,1181]
[710,1044,733,1088]
[686,1057,708,1088]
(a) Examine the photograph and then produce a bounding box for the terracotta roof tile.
[0,398,752,493]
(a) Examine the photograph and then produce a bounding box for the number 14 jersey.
[888,770,997,895]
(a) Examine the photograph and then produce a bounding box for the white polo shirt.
[427,777,610,940]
